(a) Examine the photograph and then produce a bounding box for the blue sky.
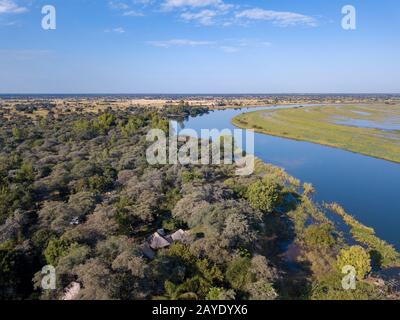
[0,0,399,93]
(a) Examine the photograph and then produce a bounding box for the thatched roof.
[171,229,189,242]
[149,232,171,250]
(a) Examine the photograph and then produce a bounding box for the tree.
[151,114,169,133]
[244,255,278,300]
[12,127,23,141]
[72,119,96,140]
[246,180,282,213]
[88,175,113,194]
[304,223,336,248]
[206,287,236,300]
[156,279,199,300]
[121,116,145,137]
[44,238,72,266]
[336,246,371,280]
[95,113,115,134]
[15,162,35,183]
[226,257,251,290]
[0,184,32,224]
[222,213,254,248]
[57,243,91,275]
[73,258,113,300]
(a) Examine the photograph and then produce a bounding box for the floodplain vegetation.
[0,103,399,300]
[232,104,400,163]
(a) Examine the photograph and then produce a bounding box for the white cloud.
[108,1,129,10]
[236,8,317,27]
[181,9,218,26]
[162,0,232,11]
[123,10,144,17]
[105,27,126,33]
[147,39,214,48]
[220,46,239,53]
[109,1,144,17]
[0,0,27,14]
[237,38,272,47]
[147,38,272,54]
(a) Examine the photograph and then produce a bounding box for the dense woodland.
[0,103,399,300]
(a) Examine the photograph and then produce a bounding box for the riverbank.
[232,104,400,164]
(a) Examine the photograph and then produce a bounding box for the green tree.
[304,223,336,248]
[121,116,145,137]
[88,175,113,193]
[246,180,282,213]
[206,287,235,300]
[0,184,32,224]
[12,127,23,141]
[72,119,96,139]
[15,162,35,183]
[155,280,199,300]
[226,257,251,290]
[151,114,169,133]
[44,238,72,266]
[95,113,115,134]
[336,245,372,280]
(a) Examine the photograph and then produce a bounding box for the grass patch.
[232,104,400,163]
[327,203,400,268]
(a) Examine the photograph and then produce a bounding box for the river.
[180,105,400,250]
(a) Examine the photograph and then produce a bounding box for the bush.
[72,120,96,140]
[95,113,115,134]
[121,116,146,137]
[336,246,371,280]
[311,272,382,300]
[206,287,235,300]
[304,223,336,248]
[88,175,113,193]
[44,238,73,266]
[246,179,282,213]
[15,162,35,183]
[226,257,251,290]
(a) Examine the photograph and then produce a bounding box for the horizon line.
[1,93,400,96]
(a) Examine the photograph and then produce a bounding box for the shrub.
[336,246,371,280]
[15,162,35,183]
[311,272,382,300]
[72,120,96,140]
[121,116,145,137]
[246,180,282,213]
[95,113,115,134]
[304,223,336,248]
[44,238,73,266]
[226,257,251,290]
[206,287,235,300]
[88,175,113,193]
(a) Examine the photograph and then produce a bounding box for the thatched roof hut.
[171,229,189,242]
[149,232,171,250]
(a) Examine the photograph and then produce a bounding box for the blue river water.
[181,106,400,250]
